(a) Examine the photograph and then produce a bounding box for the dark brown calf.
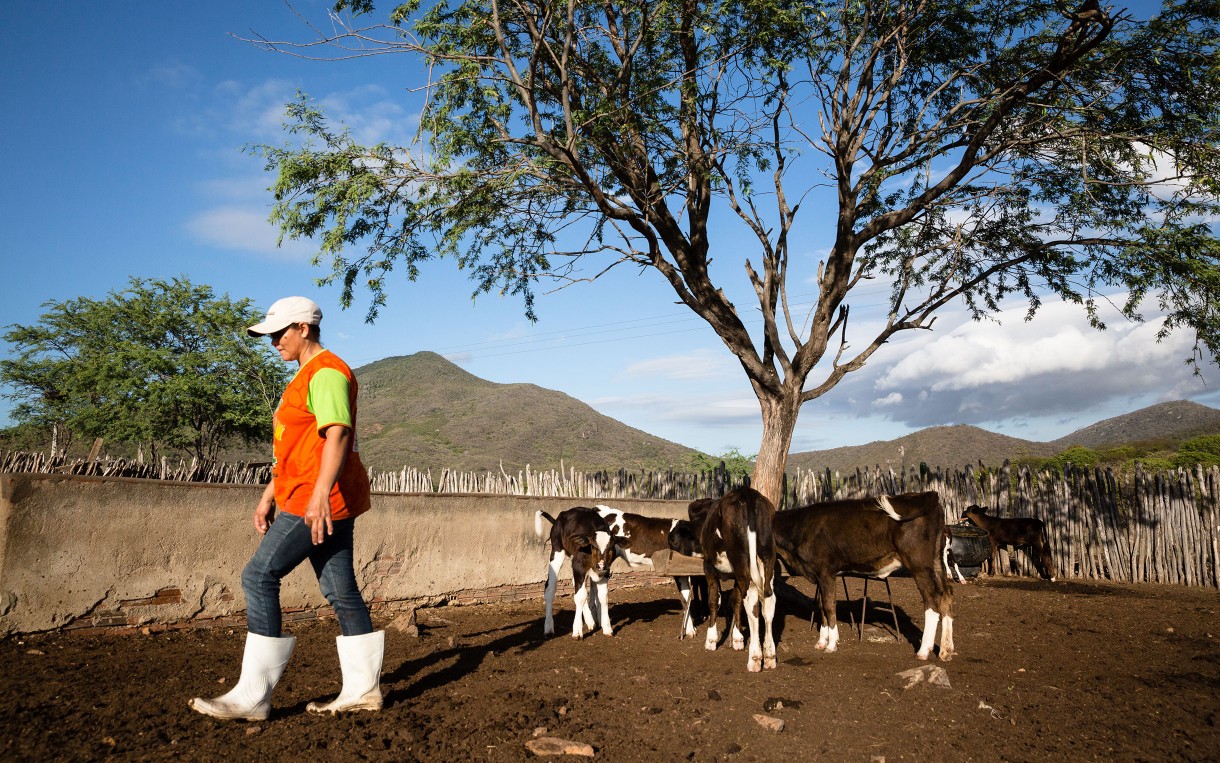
[774,491,955,661]
[961,506,1057,581]
[699,487,778,672]
[535,507,618,638]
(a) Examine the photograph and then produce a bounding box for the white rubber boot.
[189,632,296,721]
[306,630,384,713]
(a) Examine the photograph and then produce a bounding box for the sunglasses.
[268,325,295,343]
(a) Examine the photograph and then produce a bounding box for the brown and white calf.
[698,487,778,672]
[535,507,618,638]
[774,491,955,661]
[594,506,701,637]
[961,505,1057,581]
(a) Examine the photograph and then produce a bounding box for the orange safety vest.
[271,350,370,520]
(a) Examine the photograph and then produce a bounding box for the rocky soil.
[2,575,1217,761]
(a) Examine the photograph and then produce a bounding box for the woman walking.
[190,296,382,721]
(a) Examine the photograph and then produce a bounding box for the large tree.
[0,277,289,462]
[254,0,1220,501]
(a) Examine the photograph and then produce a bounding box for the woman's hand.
[304,493,334,545]
[305,425,350,544]
[254,481,276,535]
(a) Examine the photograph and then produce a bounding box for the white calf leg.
[705,618,720,651]
[916,608,941,660]
[744,587,762,672]
[938,615,955,661]
[572,581,592,639]
[594,577,612,636]
[761,591,777,670]
[543,553,565,636]
[816,623,840,653]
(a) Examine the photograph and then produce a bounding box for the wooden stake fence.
[3,449,1216,588]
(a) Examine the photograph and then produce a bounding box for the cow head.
[961,505,986,526]
[667,520,703,557]
[573,531,616,577]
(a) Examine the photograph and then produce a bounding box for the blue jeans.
[241,513,373,638]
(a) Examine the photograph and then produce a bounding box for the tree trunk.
[751,391,801,506]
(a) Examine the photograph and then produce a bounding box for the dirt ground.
[2,574,1217,762]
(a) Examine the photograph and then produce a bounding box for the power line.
[435,286,899,362]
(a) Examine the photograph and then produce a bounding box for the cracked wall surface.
[0,473,684,635]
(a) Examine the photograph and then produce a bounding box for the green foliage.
[1029,433,1220,475]
[685,448,757,481]
[1137,456,1176,472]
[1043,446,1102,474]
[1172,434,1220,468]
[0,277,290,461]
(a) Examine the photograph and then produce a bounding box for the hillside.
[786,425,1057,474]
[787,400,1220,473]
[352,352,698,473]
[1048,400,1220,450]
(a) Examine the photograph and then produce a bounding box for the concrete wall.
[0,473,689,636]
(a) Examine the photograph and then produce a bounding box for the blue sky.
[2,1,1217,461]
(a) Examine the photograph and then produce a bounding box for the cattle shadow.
[773,574,930,650]
[381,618,544,705]
[380,590,691,705]
[608,594,687,631]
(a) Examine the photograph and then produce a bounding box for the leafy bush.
[1042,445,1101,474]
[1136,457,1176,472]
[1172,434,1220,468]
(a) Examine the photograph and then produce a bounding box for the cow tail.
[748,526,765,591]
[534,510,556,538]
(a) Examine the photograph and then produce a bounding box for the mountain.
[787,400,1220,474]
[1047,400,1220,450]
[352,352,698,473]
[786,425,1057,474]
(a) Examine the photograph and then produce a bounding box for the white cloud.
[184,206,316,260]
[825,292,1219,431]
[319,85,418,147]
[215,78,300,140]
[594,391,760,427]
[623,348,737,381]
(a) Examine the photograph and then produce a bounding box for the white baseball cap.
[247,296,324,337]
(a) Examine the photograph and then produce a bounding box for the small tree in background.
[252,1,1219,502]
[685,448,757,482]
[0,276,289,462]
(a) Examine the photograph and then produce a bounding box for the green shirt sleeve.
[307,367,353,433]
